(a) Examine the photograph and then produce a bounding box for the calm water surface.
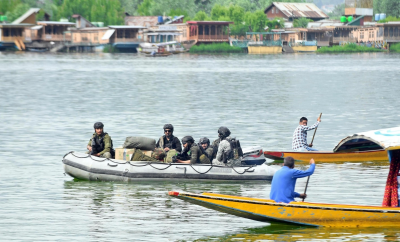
[1,52,400,241]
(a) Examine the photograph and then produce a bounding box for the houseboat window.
[384,27,388,37]
[360,31,364,39]
[3,28,10,37]
[199,25,203,35]
[389,27,393,37]
[371,30,374,38]
[394,27,398,37]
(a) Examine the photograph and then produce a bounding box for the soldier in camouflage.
[176,136,210,164]
[87,122,114,158]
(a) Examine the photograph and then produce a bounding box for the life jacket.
[222,137,243,163]
[158,135,176,150]
[91,132,114,155]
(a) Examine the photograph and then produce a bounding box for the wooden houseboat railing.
[190,34,229,40]
[333,37,357,43]
[1,36,24,42]
[114,38,143,43]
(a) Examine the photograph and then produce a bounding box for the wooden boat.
[264,127,400,162]
[145,53,171,57]
[168,191,400,227]
[264,150,388,162]
[62,152,278,181]
[169,141,400,227]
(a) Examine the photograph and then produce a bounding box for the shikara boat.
[168,191,400,227]
[169,143,400,227]
[62,152,278,181]
[264,127,400,162]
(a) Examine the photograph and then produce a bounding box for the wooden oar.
[302,113,322,202]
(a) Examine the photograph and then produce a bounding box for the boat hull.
[63,152,277,181]
[169,192,400,227]
[264,149,388,162]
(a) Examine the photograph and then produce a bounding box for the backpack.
[222,138,243,163]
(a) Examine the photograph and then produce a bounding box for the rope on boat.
[64,151,254,175]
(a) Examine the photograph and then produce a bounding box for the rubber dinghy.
[62,152,278,181]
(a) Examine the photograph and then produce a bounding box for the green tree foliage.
[193,11,209,21]
[378,16,400,23]
[293,17,312,28]
[5,3,30,22]
[384,0,400,18]
[265,17,284,30]
[137,0,153,16]
[374,0,400,18]
[0,0,21,15]
[56,0,124,25]
[327,3,344,20]
[120,0,142,16]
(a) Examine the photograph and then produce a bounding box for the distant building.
[345,0,373,23]
[264,2,328,21]
[125,16,159,28]
[186,21,233,44]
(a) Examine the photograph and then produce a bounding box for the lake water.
[1,52,400,241]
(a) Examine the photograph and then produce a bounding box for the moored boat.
[264,127,400,162]
[168,191,400,227]
[62,152,278,181]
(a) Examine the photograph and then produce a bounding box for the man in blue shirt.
[270,157,315,203]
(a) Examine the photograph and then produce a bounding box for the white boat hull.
[63,152,277,181]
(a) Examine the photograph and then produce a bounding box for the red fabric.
[382,150,400,207]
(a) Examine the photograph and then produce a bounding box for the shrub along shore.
[389,43,400,53]
[189,43,244,53]
[317,43,385,53]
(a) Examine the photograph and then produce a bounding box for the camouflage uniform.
[88,132,114,158]
[212,137,241,167]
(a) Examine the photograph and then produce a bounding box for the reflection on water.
[196,225,400,242]
[1,52,400,241]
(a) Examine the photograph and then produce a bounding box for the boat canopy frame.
[333,127,400,152]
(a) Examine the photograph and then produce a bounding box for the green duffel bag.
[164,149,178,163]
[130,149,159,162]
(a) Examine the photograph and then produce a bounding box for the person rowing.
[270,157,315,203]
[292,116,321,151]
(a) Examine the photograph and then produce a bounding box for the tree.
[56,0,124,25]
[193,10,209,21]
[384,0,400,18]
[293,17,312,28]
[327,3,345,20]
[5,3,30,22]
[0,0,22,15]
[137,0,153,16]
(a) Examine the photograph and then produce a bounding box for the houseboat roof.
[376,21,400,26]
[308,19,344,28]
[69,27,109,31]
[186,21,233,25]
[264,2,328,19]
[164,15,184,24]
[12,8,41,24]
[147,32,181,35]
[0,23,34,28]
[37,21,75,25]
[108,25,146,29]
